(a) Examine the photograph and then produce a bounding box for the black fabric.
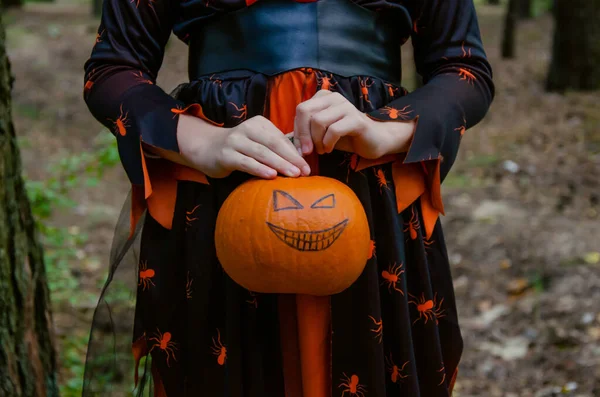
[188,0,408,85]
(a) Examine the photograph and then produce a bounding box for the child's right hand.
[179,114,311,179]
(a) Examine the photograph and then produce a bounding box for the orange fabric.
[296,294,332,397]
[268,68,331,397]
[278,295,304,397]
[130,105,213,235]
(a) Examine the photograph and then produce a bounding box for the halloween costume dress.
[82,0,494,395]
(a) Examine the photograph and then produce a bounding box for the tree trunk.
[92,0,102,17]
[518,0,532,19]
[0,14,59,397]
[501,0,519,59]
[546,0,600,91]
[1,0,24,9]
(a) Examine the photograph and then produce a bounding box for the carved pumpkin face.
[215,176,371,296]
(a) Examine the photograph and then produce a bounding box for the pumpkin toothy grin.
[266,219,349,251]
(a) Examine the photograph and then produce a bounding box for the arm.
[83,0,222,187]
[367,0,494,181]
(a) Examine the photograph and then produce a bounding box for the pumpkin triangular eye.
[273,190,304,211]
[311,194,335,209]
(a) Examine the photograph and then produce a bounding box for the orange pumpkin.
[215,176,371,296]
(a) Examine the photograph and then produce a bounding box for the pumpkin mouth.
[266,219,349,251]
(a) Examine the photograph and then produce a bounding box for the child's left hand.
[292,89,414,160]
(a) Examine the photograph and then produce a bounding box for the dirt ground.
[4,2,600,396]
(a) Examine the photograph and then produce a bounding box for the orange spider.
[185,204,202,229]
[384,83,400,98]
[373,167,390,193]
[381,262,405,295]
[339,153,362,183]
[316,71,338,91]
[359,77,374,105]
[209,74,223,87]
[186,271,193,299]
[138,260,155,291]
[461,42,472,58]
[339,373,367,397]
[379,105,413,120]
[229,102,247,120]
[149,329,178,367]
[108,104,130,137]
[211,329,227,366]
[458,68,476,84]
[409,292,446,325]
[438,365,446,386]
[385,354,409,383]
[246,291,258,308]
[368,315,383,343]
[84,80,94,96]
[131,70,153,85]
[454,116,466,136]
[403,206,420,240]
[368,239,376,260]
[95,29,104,44]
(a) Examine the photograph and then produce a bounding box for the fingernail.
[286,167,301,177]
[302,143,310,154]
[297,147,303,156]
[302,165,311,175]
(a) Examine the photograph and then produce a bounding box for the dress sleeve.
[83,0,184,187]
[366,0,495,239]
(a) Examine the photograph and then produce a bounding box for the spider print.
[373,168,390,193]
[458,67,476,84]
[316,71,338,91]
[108,104,130,136]
[138,260,155,291]
[185,204,202,230]
[368,315,383,343]
[359,77,374,105]
[229,101,247,120]
[339,153,362,183]
[339,373,366,397]
[454,116,467,136]
[379,104,413,120]
[409,292,446,325]
[367,239,376,260]
[403,206,420,240]
[211,329,227,366]
[149,328,178,367]
[385,354,409,383]
[381,262,405,295]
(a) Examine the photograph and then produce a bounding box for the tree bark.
[501,0,519,59]
[0,14,59,397]
[1,0,24,9]
[519,0,532,19]
[546,0,600,91]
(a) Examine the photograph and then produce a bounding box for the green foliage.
[24,130,119,397]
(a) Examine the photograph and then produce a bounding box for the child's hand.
[292,90,414,159]
[179,114,311,179]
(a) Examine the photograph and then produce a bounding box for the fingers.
[220,149,278,179]
[321,110,363,153]
[246,120,311,176]
[294,90,338,155]
[238,139,303,177]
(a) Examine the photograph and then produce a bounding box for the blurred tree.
[501,0,519,58]
[1,0,24,9]
[0,14,59,397]
[546,0,600,91]
[518,0,532,18]
[92,0,102,17]
[487,0,501,5]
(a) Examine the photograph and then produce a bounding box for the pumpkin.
[214,176,371,296]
